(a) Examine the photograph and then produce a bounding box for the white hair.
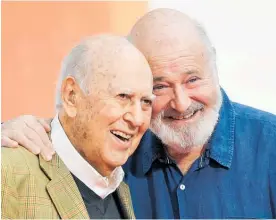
[55,40,92,110]
[150,91,222,152]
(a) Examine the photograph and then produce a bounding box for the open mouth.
[110,130,133,142]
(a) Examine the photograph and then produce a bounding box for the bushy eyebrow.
[153,76,166,83]
[185,70,198,75]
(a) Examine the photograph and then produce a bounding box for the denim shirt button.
[179,184,185,190]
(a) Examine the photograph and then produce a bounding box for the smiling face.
[130,9,222,152]
[149,46,222,152]
[60,36,153,176]
[75,63,153,175]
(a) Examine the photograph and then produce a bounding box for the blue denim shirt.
[123,89,276,219]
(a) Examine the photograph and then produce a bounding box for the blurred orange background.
[2,1,148,121]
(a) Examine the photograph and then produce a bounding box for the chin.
[150,105,221,150]
[105,153,129,168]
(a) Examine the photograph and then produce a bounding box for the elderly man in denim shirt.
[2,8,276,219]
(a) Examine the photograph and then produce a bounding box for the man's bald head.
[128,8,215,65]
[56,34,150,109]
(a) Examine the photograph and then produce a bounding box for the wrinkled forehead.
[90,74,153,101]
[146,39,206,72]
[89,55,153,96]
[131,18,207,59]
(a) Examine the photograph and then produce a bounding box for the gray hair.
[55,40,92,110]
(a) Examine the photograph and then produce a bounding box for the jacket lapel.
[39,154,89,219]
[116,181,136,219]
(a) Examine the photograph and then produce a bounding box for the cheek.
[93,103,124,127]
[190,82,218,106]
[152,95,171,118]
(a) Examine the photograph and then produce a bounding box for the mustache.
[163,101,205,118]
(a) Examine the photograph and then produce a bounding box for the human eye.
[118,93,130,100]
[153,84,168,91]
[187,76,199,84]
[141,98,153,107]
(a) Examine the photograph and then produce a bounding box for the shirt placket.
[176,152,210,218]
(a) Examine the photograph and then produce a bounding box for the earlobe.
[66,106,77,117]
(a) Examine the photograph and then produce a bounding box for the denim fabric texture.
[123,89,276,219]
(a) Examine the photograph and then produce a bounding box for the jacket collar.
[39,154,90,219]
[40,132,135,219]
[116,181,136,219]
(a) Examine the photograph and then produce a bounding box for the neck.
[166,145,205,174]
[58,111,115,177]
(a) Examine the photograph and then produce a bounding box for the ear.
[61,76,83,117]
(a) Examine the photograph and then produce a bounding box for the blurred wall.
[2,1,148,120]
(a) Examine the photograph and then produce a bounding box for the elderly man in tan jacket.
[1,35,153,219]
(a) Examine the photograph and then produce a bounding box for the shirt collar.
[141,88,235,174]
[207,88,235,168]
[51,114,124,199]
[137,130,166,174]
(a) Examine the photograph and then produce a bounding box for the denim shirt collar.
[139,129,165,174]
[208,88,235,168]
[141,88,235,174]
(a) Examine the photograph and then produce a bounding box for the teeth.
[111,131,132,139]
[183,112,194,119]
[171,111,195,120]
[172,116,185,120]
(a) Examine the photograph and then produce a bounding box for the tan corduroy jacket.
[1,146,135,219]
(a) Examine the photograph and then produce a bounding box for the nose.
[123,102,144,127]
[170,85,191,113]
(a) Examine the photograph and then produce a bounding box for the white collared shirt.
[50,114,124,199]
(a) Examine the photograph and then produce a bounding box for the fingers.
[6,129,41,155]
[1,115,55,161]
[24,126,54,161]
[25,117,54,149]
[23,117,55,161]
[1,136,18,147]
[38,118,51,132]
